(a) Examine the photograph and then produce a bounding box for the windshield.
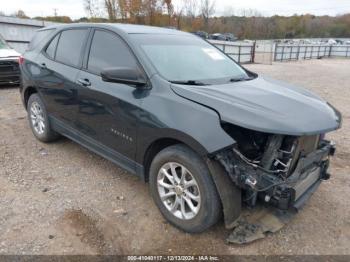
[131,34,248,84]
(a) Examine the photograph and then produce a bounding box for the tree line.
[3,0,350,39]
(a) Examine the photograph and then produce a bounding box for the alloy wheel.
[30,101,46,135]
[157,162,201,220]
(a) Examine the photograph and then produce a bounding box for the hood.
[0,48,20,59]
[171,76,342,136]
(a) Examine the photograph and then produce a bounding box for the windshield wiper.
[229,76,254,82]
[170,80,208,86]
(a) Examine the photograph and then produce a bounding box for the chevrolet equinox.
[19,24,342,233]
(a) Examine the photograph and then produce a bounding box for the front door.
[75,29,144,166]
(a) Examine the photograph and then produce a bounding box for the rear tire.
[27,93,60,142]
[149,144,221,233]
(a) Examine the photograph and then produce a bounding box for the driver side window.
[88,30,138,75]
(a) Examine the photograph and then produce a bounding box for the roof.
[40,23,189,36]
[106,23,187,35]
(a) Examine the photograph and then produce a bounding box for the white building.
[0,16,60,54]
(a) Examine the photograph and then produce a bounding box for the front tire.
[149,144,221,233]
[27,93,60,142]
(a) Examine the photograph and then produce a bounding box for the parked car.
[327,39,337,45]
[0,35,20,85]
[193,31,208,39]
[209,33,237,42]
[20,24,341,233]
[335,39,344,45]
[223,33,237,42]
[209,33,227,41]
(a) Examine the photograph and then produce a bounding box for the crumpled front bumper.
[224,141,336,244]
[279,140,336,210]
[216,140,336,211]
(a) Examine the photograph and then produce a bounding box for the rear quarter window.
[45,34,60,59]
[27,29,55,51]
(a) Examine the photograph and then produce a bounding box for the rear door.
[75,29,144,166]
[36,28,90,127]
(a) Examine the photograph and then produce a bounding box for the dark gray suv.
[19,23,341,233]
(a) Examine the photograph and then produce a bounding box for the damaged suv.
[20,24,341,233]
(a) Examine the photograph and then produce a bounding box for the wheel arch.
[142,135,242,229]
[23,86,38,109]
[141,131,209,182]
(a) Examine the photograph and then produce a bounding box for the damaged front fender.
[206,158,241,229]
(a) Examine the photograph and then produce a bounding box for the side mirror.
[101,67,147,88]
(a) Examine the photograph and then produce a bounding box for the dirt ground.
[0,59,349,255]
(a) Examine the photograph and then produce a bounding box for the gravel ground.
[0,59,349,255]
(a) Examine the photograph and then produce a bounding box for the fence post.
[274,43,278,62]
[317,45,321,58]
[238,45,241,63]
[346,46,349,58]
[310,46,313,59]
[304,46,307,59]
[281,46,285,62]
[297,45,300,60]
[328,45,332,57]
[251,41,256,63]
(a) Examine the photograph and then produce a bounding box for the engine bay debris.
[227,205,296,244]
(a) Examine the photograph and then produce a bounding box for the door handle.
[40,63,47,69]
[77,78,91,87]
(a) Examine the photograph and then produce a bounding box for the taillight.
[18,56,24,65]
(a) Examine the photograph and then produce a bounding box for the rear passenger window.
[45,34,60,59]
[88,30,138,75]
[55,29,88,67]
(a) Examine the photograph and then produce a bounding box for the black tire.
[149,144,222,233]
[27,93,60,142]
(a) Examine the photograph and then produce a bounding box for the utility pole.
[53,8,58,17]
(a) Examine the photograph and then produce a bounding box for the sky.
[2,0,350,19]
